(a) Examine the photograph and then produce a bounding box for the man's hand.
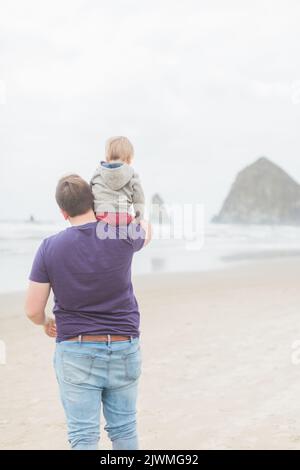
[43,317,57,338]
[139,219,152,247]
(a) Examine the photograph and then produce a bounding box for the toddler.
[91,136,145,225]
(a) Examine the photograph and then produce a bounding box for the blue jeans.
[54,336,142,450]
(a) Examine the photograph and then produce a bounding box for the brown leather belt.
[66,334,132,343]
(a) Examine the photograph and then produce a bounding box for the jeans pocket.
[62,351,94,385]
[124,346,142,381]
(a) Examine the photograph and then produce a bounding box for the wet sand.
[1,258,300,449]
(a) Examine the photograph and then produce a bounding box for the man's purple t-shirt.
[29,221,145,341]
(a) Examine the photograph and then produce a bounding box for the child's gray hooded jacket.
[90,161,145,218]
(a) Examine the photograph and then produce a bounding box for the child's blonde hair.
[105,136,134,164]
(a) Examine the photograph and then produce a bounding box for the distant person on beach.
[90,136,145,226]
[25,174,151,450]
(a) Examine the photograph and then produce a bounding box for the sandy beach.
[1,258,300,450]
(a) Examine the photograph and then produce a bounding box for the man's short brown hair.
[55,174,94,217]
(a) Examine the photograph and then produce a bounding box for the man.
[25,174,151,450]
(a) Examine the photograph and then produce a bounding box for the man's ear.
[60,209,69,220]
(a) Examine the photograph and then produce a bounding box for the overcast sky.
[1,0,300,221]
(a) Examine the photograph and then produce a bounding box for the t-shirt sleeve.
[128,223,146,253]
[29,241,50,283]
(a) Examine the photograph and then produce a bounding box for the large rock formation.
[213,157,300,225]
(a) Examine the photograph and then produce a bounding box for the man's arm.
[140,219,152,247]
[25,280,50,324]
[27,240,56,337]
[25,281,56,337]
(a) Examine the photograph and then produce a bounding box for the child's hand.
[43,317,57,338]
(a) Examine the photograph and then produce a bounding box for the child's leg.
[96,212,134,226]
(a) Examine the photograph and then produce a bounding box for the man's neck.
[68,210,97,227]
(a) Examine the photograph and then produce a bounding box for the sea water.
[1,219,300,293]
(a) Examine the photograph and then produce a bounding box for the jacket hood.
[99,161,134,191]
